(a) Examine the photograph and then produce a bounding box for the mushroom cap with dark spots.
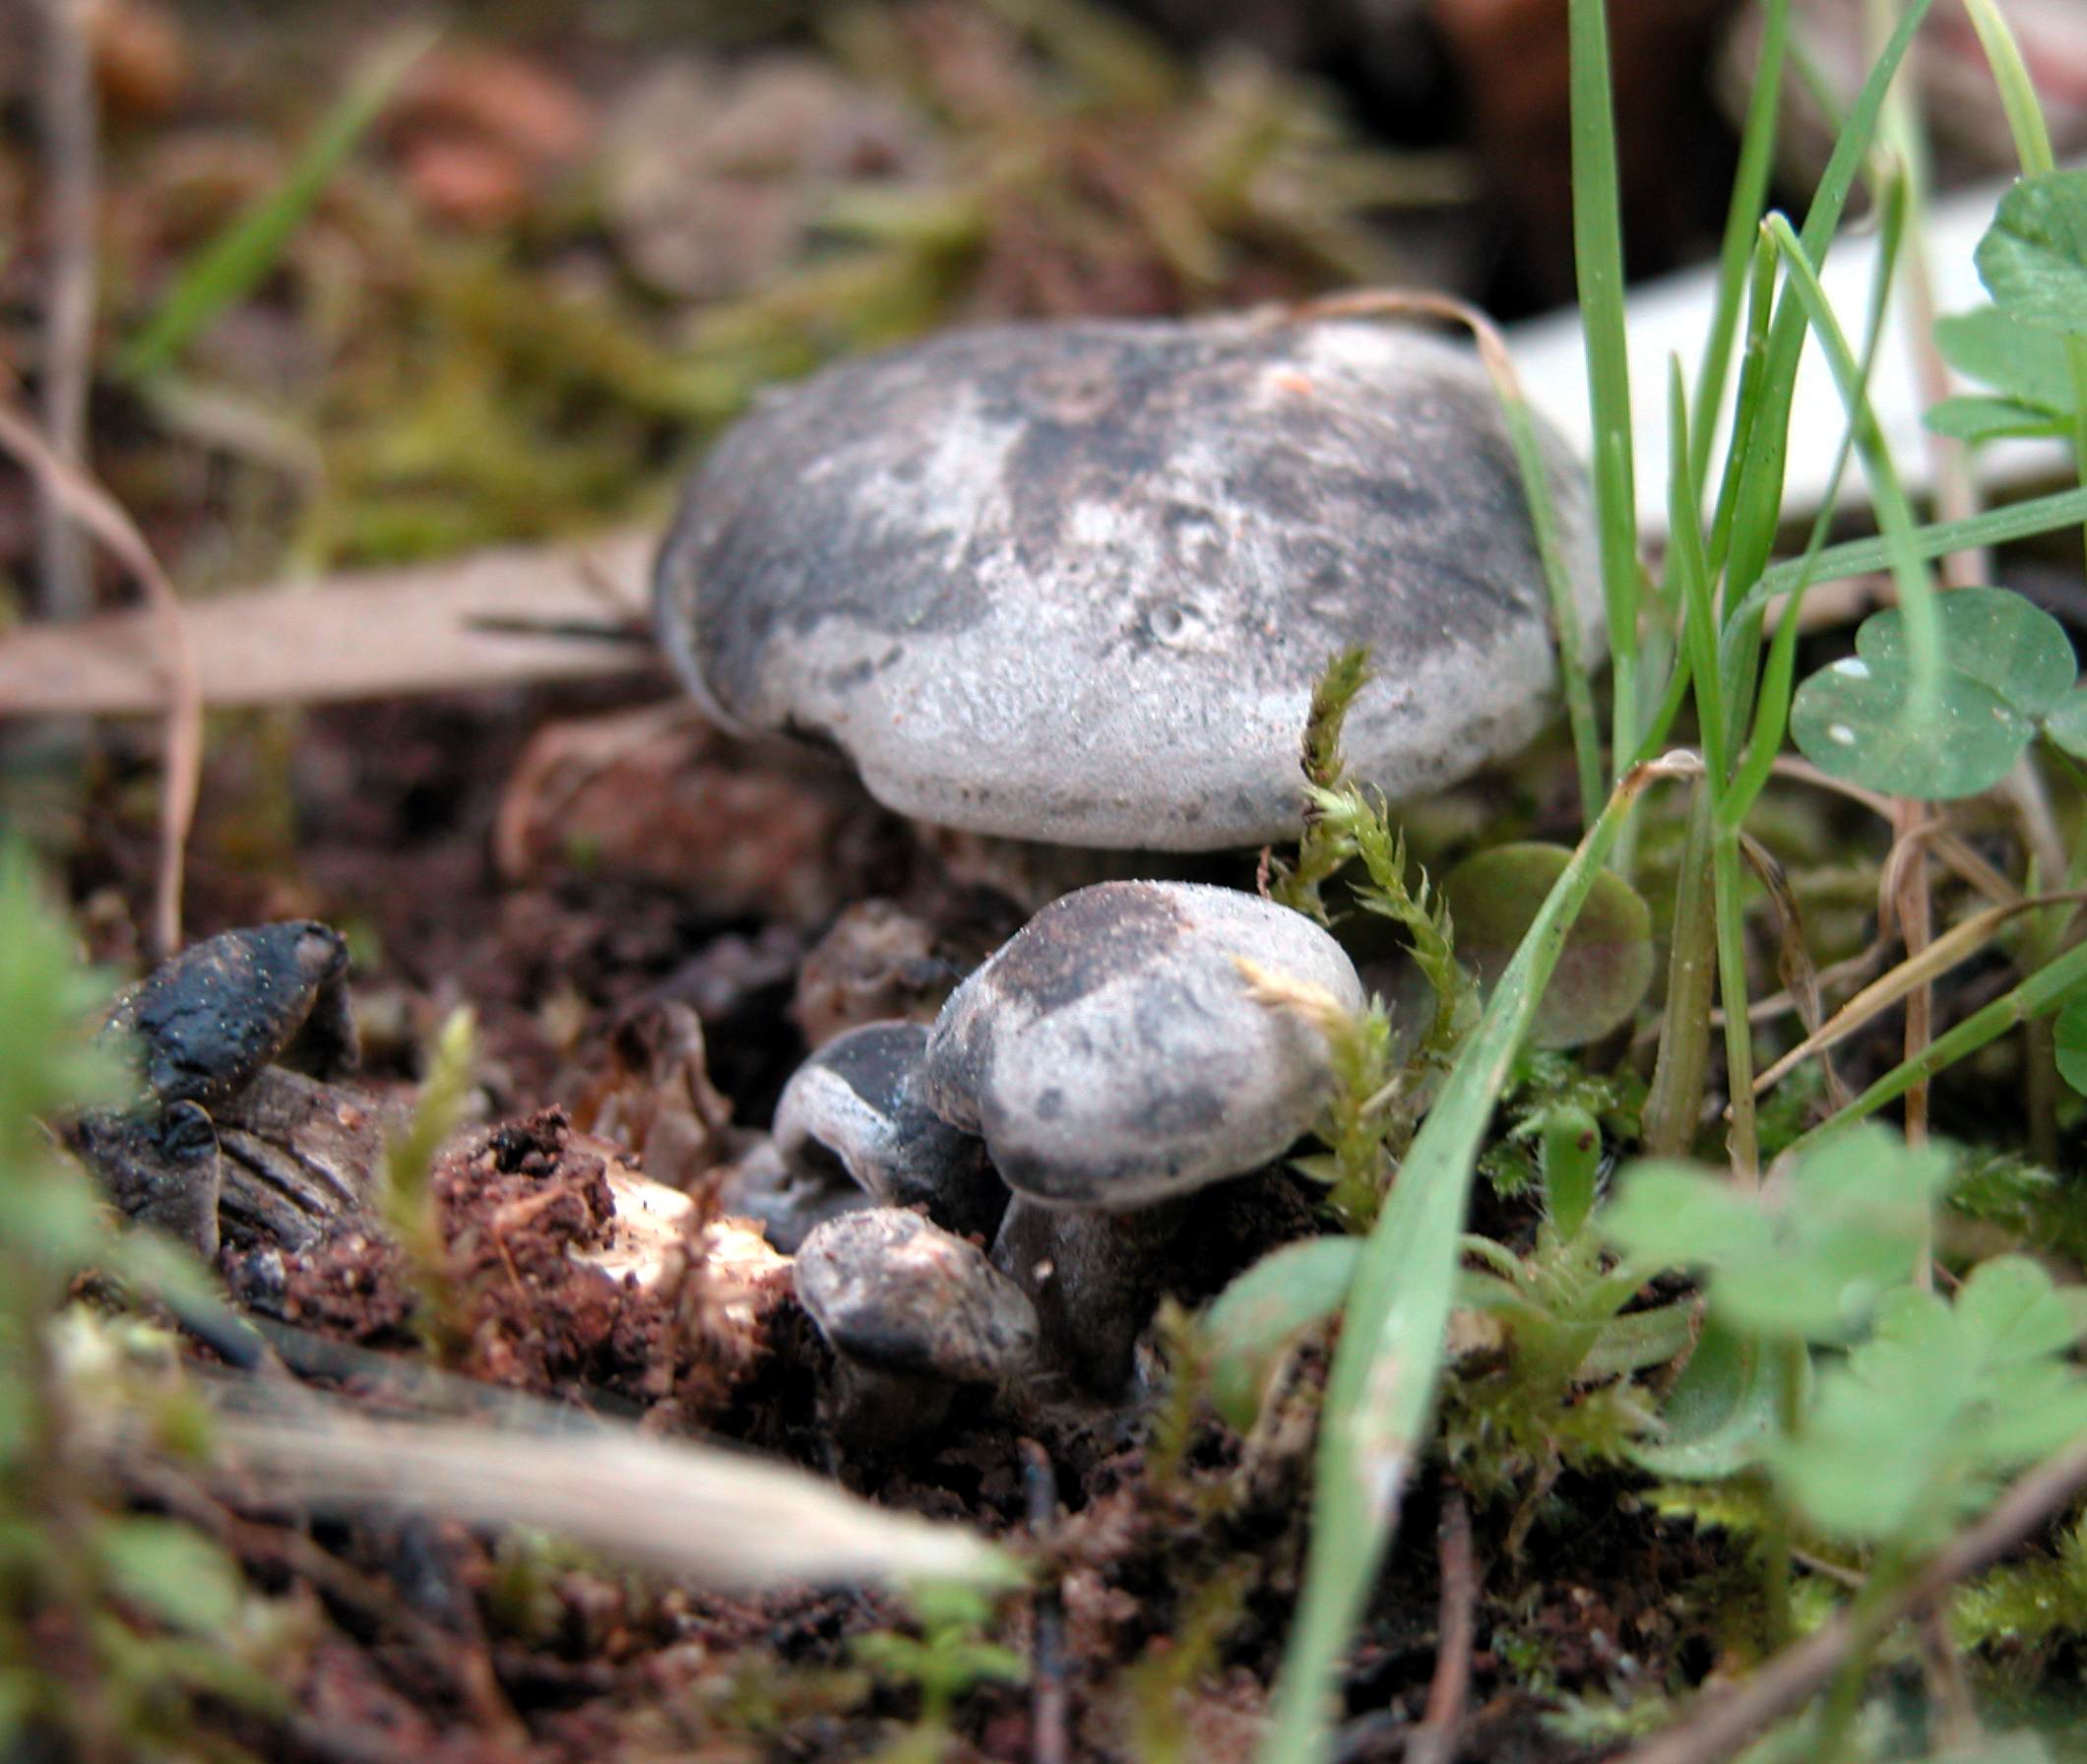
[922,882,1364,1209]
[792,1208,1039,1384]
[772,1020,1006,1240]
[653,311,1602,850]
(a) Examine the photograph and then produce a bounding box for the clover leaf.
[1790,589,2076,799]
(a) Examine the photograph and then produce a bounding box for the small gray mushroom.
[792,1208,1040,1449]
[655,311,1600,850]
[921,880,1363,1393]
[773,1021,1006,1242]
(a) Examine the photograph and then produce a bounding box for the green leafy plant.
[379,1006,478,1362]
[1790,588,2087,797]
[0,849,282,1753]
[1928,168,2087,469]
[853,1581,1025,1763]
[1767,1256,2087,1550]
[1604,1126,1952,1348]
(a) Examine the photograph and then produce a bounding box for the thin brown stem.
[1407,1485,1478,1764]
[32,0,99,621]
[0,397,199,956]
[1022,1439,1069,1764]
[1891,803,1936,1289]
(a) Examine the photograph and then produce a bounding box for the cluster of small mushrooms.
[71,305,1601,1447]
[664,307,1603,1425]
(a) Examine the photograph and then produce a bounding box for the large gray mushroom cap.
[654,312,1601,850]
[922,881,1363,1209]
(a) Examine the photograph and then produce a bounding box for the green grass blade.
[1689,0,1790,490]
[1567,0,1640,780]
[1705,236,1782,581]
[1724,173,1904,825]
[1749,486,2087,612]
[1760,201,1939,722]
[118,30,435,381]
[1713,0,1935,632]
[1497,381,1606,830]
[1257,752,1701,1764]
[1960,0,2057,176]
[1668,362,1728,782]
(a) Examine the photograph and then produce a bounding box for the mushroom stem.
[990,1197,1190,1397]
[825,1361,957,1453]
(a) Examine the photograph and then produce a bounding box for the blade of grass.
[1725,172,1906,824]
[1257,751,1703,1764]
[1689,0,1790,492]
[1672,372,1765,1174]
[1668,365,1728,782]
[1711,0,1934,699]
[1960,0,2056,177]
[118,29,436,381]
[1761,201,1940,725]
[1749,485,2087,611]
[1567,0,1640,782]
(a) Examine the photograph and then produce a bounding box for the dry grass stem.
[1746,890,2087,1099]
[183,1399,1020,1593]
[32,0,99,622]
[0,397,200,955]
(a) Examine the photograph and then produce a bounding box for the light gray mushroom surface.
[772,1021,1006,1241]
[793,1208,1039,1386]
[654,312,1602,850]
[922,881,1363,1210]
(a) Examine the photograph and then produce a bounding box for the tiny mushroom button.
[792,1208,1041,1450]
[920,880,1364,1393]
[653,311,1602,850]
[772,1020,1007,1242]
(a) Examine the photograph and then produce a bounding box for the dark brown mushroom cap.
[792,1208,1039,1384]
[654,312,1601,850]
[922,882,1363,1210]
[100,921,354,1110]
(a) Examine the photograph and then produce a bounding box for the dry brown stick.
[1407,1485,1478,1764]
[1891,805,1936,1187]
[1615,1432,2087,1764]
[1919,1599,1979,1754]
[0,398,200,956]
[32,0,99,622]
[1738,833,1851,1112]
